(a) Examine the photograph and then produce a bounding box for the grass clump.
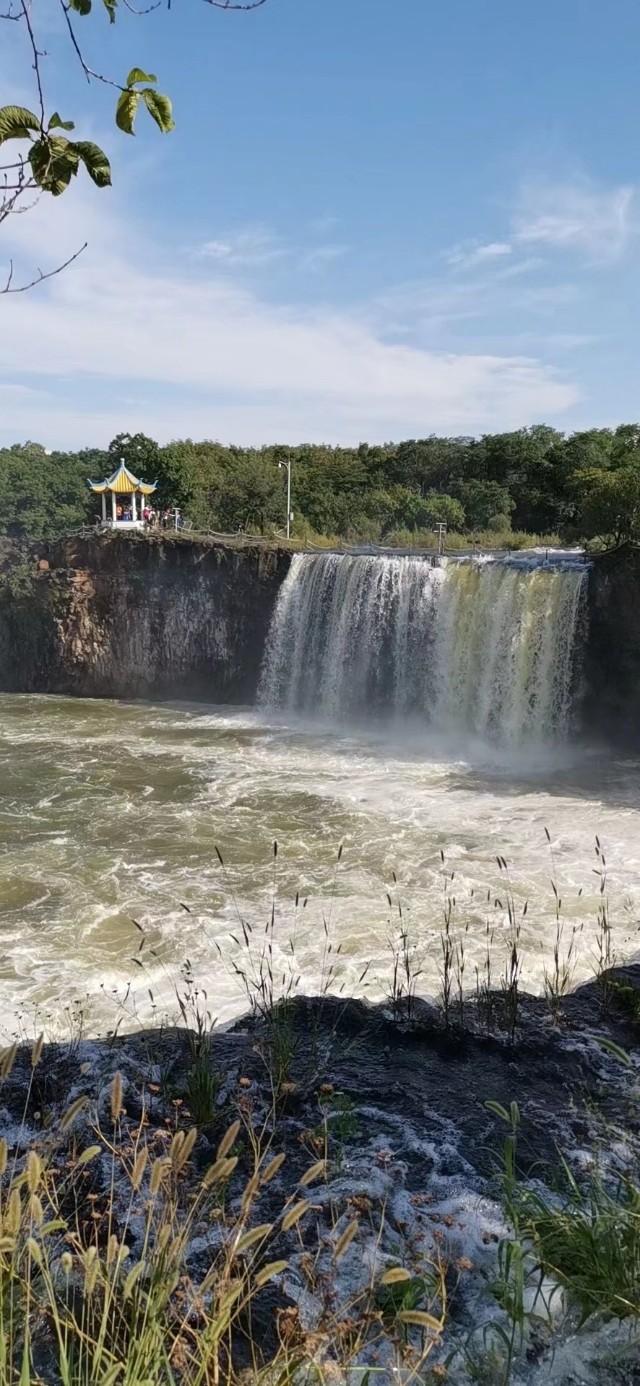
[522,1170,640,1323]
[0,1036,448,1386]
[482,1098,640,1383]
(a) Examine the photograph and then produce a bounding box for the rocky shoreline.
[1,970,639,1383]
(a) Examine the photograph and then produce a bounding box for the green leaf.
[73,140,112,188]
[48,112,76,132]
[29,137,80,196]
[142,88,175,134]
[126,68,157,87]
[484,1100,510,1124]
[115,89,140,136]
[102,0,117,20]
[597,1037,631,1067]
[0,105,40,145]
[69,0,92,13]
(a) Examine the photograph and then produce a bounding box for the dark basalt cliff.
[0,531,291,702]
[1,533,640,744]
[584,543,640,745]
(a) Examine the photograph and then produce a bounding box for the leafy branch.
[1,0,268,290]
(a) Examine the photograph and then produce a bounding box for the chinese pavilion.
[88,459,158,530]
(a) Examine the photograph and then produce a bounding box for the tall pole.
[278,456,292,539]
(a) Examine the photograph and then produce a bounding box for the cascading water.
[259,552,588,743]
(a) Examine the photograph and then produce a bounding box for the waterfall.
[259,552,588,744]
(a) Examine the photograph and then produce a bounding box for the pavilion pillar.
[131,491,137,524]
[111,491,117,525]
[101,493,107,524]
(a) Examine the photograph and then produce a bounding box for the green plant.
[489,1237,528,1384]
[176,964,218,1127]
[594,836,616,1010]
[609,980,640,1028]
[387,873,422,1022]
[0,1034,448,1386]
[496,859,522,1042]
[542,830,581,1022]
[484,1091,640,1386]
[521,1170,640,1323]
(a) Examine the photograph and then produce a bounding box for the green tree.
[210,454,283,534]
[0,443,93,537]
[572,464,640,545]
[459,480,514,530]
[384,437,468,495]
[387,488,462,532]
[108,432,160,483]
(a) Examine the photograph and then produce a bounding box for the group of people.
[113,503,182,529]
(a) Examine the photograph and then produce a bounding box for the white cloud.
[514,178,636,260]
[198,226,349,275]
[447,240,513,269]
[199,226,287,268]
[0,179,579,448]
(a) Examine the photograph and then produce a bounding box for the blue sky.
[2,0,640,448]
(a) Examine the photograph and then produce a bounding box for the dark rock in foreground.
[1,970,639,1382]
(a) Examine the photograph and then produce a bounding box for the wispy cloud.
[446,240,512,270]
[441,176,637,292]
[513,178,636,261]
[199,226,286,268]
[198,225,349,275]
[0,181,577,449]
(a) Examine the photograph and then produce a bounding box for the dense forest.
[1,424,640,548]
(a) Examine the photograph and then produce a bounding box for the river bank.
[1,971,638,1383]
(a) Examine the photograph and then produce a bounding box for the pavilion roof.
[88,461,157,496]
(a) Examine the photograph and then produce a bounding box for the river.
[1,692,639,1038]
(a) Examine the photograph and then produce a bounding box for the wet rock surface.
[1,972,639,1382]
[0,531,291,701]
[585,543,640,745]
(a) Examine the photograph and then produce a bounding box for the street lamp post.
[278,455,293,539]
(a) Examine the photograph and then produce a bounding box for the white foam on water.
[0,693,640,1037]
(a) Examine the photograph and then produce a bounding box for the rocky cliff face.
[1,534,640,744]
[583,543,640,745]
[0,532,291,702]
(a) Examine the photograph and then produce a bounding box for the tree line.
[1,424,640,548]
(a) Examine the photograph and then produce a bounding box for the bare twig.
[59,1,128,90]
[0,157,36,226]
[203,0,268,8]
[1,241,87,294]
[19,0,46,126]
[121,0,162,11]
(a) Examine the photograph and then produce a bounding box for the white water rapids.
[1,552,639,1038]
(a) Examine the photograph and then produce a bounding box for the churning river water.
[1,693,640,1038]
